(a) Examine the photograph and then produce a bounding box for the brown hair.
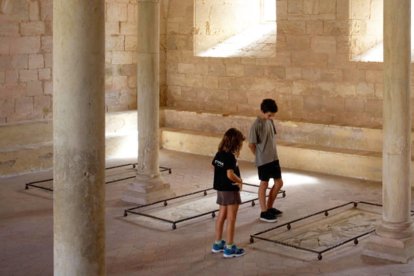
[218,128,245,156]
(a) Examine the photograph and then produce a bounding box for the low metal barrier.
[25,163,172,192]
[250,201,385,260]
[124,183,286,230]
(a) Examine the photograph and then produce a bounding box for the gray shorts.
[216,191,241,206]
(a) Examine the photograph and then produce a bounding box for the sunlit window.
[194,0,276,58]
[352,0,414,62]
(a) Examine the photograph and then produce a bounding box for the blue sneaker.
[211,240,226,253]
[223,244,245,258]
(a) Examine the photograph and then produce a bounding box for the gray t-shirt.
[248,117,279,167]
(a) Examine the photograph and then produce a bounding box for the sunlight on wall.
[194,0,276,58]
[353,43,382,62]
[197,23,276,58]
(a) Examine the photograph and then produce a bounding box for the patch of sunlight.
[243,172,319,187]
[107,134,138,160]
[198,23,276,58]
[353,43,383,62]
[282,172,320,187]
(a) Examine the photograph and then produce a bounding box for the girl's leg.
[225,204,239,245]
[215,205,227,241]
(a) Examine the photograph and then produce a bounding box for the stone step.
[1,109,412,183]
[161,127,386,182]
[0,111,137,177]
[161,108,386,153]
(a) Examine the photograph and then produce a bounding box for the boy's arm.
[248,143,256,155]
[248,122,257,156]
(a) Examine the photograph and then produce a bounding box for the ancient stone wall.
[0,0,169,124]
[165,0,406,128]
[0,0,412,128]
[0,0,52,123]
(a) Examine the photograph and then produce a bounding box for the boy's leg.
[258,163,277,222]
[215,205,227,242]
[258,181,269,212]
[225,204,239,245]
[258,181,277,222]
[267,178,283,209]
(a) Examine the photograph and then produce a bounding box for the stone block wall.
[105,0,138,112]
[165,0,412,128]
[0,0,412,129]
[0,0,53,124]
[0,0,170,124]
[104,0,169,110]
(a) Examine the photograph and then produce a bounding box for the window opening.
[194,0,276,58]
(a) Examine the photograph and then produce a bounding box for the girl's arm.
[227,169,243,189]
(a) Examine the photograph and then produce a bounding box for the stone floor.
[1,149,414,275]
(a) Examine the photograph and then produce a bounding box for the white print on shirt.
[214,160,224,167]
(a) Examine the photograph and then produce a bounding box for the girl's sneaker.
[223,244,245,258]
[211,240,226,253]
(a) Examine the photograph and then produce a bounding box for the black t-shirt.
[212,151,241,191]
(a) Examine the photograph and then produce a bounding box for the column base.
[362,233,414,263]
[122,174,175,205]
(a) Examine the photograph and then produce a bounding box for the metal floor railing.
[124,183,286,230]
[250,201,389,260]
[24,163,172,192]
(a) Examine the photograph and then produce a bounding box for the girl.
[211,128,245,258]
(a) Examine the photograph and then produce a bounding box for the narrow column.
[363,0,414,263]
[122,0,173,204]
[0,0,12,14]
[53,0,105,275]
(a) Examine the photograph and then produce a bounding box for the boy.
[248,99,283,223]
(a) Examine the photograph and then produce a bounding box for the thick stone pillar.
[122,0,173,204]
[363,0,414,263]
[53,0,105,275]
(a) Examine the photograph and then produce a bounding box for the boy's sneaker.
[211,240,226,253]
[260,210,277,223]
[268,207,283,217]
[223,245,245,258]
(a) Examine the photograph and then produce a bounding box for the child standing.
[211,128,246,258]
[248,98,283,223]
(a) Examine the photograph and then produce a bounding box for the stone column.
[0,0,12,14]
[53,0,105,275]
[122,0,173,204]
[363,0,414,263]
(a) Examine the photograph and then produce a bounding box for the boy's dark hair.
[260,98,278,113]
[218,128,245,155]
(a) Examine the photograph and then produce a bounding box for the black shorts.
[216,191,241,205]
[258,160,282,182]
